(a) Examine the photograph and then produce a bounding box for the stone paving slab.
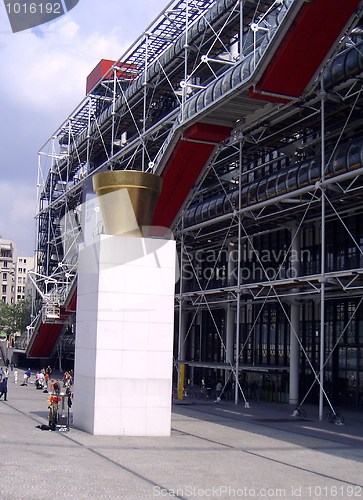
[0,369,362,499]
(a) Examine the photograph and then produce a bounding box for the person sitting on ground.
[21,371,28,386]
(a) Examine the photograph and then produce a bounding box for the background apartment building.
[14,256,35,303]
[1,237,34,304]
[1,238,15,304]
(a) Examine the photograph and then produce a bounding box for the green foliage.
[0,300,31,336]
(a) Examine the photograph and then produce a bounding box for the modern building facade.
[29,0,363,415]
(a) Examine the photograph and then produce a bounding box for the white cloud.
[1,16,128,114]
[0,181,36,255]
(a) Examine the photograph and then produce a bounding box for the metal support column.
[290,303,300,405]
[289,223,301,405]
[319,79,326,421]
[226,304,235,366]
[226,245,236,368]
[177,233,185,397]
[234,139,243,405]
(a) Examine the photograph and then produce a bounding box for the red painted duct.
[152,123,231,228]
[251,0,361,101]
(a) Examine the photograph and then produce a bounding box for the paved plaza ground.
[0,369,362,499]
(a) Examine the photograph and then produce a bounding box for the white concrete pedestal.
[72,235,176,436]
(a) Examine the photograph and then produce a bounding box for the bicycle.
[325,409,344,425]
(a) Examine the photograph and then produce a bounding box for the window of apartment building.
[17,286,22,293]
[17,277,22,284]
[3,261,8,268]
[2,296,6,302]
[2,285,6,294]
[18,268,23,273]
[2,272,7,281]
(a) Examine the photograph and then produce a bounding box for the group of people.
[0,364,74,402]
[34,366,55,391]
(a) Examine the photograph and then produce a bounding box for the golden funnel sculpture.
[92,170,162,237]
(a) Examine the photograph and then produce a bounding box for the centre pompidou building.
[27,0,363,416]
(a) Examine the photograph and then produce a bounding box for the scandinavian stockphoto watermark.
[152,484,363,497]
[182,246,311,283]
[3,0,79,32]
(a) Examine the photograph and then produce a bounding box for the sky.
[0,0,169,256]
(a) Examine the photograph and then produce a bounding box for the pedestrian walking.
[215,381,223,402]
[0,378,8,401]
[44,372,49,392]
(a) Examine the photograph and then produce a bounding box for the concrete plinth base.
[72,235,176,436]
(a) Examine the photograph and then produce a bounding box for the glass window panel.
[338,348,346,369]
[359,349,363,369]
[358,321,363,343]
[347,348,357,370]
[347,371,357,392]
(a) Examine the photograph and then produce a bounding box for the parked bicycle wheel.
[298,407,307,417]
[333,413,344,425]
[326,410,344,425]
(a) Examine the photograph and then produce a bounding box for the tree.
[0,300,31,337]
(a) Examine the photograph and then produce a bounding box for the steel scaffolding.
[31,0,363,416]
